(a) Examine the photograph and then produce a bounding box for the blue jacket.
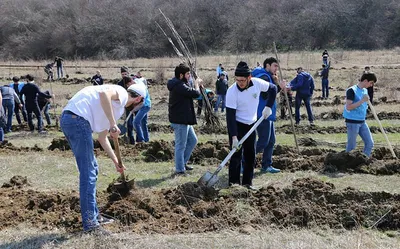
[252,67,277,121]
[343,85,368,121]
[290,71,314,97]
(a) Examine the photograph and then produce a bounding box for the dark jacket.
[252,67,278,121]
[215,79,228,95]
[20,82,52,104]
[320,64,330,80]
[91,75,104,85]
[167,77,200,125]
[290,71,315,97]
[38,90,51,110]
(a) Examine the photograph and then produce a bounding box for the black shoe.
[98,215,114,225]
[185,165,194,171]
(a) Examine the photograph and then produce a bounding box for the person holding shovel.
[343,72,377,157]
[60,83,146,234]
[226,61,277,190]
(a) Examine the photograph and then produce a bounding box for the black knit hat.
[121,66,129,73]
[235,61,251,77]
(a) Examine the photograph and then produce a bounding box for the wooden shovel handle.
[113,137,126,180]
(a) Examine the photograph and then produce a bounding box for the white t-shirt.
[64,84,128,133]
[226,77,270,124]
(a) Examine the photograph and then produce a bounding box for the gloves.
[232,137,241,150]
[262,106,272,119]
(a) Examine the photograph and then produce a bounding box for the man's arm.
[290,75,303,91]
[97,130,124,173]
[99,88,120,139]
[13,91,21,104]
[174,81,201,98]
[345,89,368,111]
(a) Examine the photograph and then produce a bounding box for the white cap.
[127,83,147,98]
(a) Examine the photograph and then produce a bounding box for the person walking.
[61,83,146,233]
[0,85,22,133]
[168,63,202,175]
[286,67,315,126]
[133,78,151,143]
[320,62,330,99]
[54,56,64,79]
[9,76,27,125]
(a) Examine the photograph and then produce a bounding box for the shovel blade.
[197,171,219,187]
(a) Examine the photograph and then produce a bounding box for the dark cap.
[121,66,129,73]
[234,61,251,77]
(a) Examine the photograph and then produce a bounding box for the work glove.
[262,106,272,119]
[232,137,241,150]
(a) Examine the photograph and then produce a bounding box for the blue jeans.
[134,106,150,142]
[214,94,226,112]
[346,122,374,157]
[256,120,275,169]
[171,123,198,172]
[322,79,329,98]
[2,99,14,132]
[61,112,100,231]
[295,95,314,123]
[57,66,63,79]
[127,112,135,145]
[0,127,3,142]
[14,99,27,124]
[42,103,51,125]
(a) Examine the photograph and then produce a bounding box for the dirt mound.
[372,147,400,160]
[277,125,400,135]
[147,123,173,133]
[48,137,71,151]
[0,141,43,153]
[298,137,318,147]
[324,151,371,172]
[143,140,173,162]
[273,155,325,172]
[191,141,230,163]
[2,177,400,233]
[319,109,342,120]
[1,175,30,188]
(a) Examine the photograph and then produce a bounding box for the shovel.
[117,112,133,136]
[367,100,397,159]
[198,115,265,187]
[113,137,135,193]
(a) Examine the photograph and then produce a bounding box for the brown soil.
[143,140,173,162]
[1,177,400,233]
[0,141,43,153]
[1,175,30,188]
[277,125,400,134]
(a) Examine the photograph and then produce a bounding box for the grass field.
[1,50,400,248]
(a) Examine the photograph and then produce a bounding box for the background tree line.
[0,0,399,60]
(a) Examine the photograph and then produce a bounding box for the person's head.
[136,71,142,78]
[234,61,251,89]
[174,63,190,82]
[126,83,146,107]
[207,91,215,99]
[121,66,129,77]
[360,72,377,88]
[12,76,19,83]
[96,70,101,76]
[263,57,279,74]
[296,67,303,74]
[219,63,222,67]
[324,50,327,52]
[364,66,370,72]
[322,64,326,68]
[256,62,260,67]
[219,74,225,80]
[122,76,134,88]
[26,74,34,82]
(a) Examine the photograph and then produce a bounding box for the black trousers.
[26,101,43,131]
[367,86,374,103]
[228,121,256,186]
[14,99,27,124]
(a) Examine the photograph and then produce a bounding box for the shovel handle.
[214,116,265,174]
[123,112,133,125]
[113,137,126,180]
[367,100,397,159]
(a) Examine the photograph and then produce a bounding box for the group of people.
[7,53,376,234]
[0,75,53,141]
[44,56,65,81]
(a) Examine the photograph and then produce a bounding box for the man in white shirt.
[60,83,146,233]
[225,61,277,190]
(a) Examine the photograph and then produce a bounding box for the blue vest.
[252,68,277,121]
[343,85,367,121]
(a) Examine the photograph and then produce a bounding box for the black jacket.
[215,79,228,95]
[167,77,200,125]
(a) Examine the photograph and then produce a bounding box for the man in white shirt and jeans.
[60,83,146,234]
[225,61,277,190]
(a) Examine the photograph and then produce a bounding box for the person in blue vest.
[252,57,282,173]
[320,62,330,99]
[287,67,315,126]
[343,72,376,157]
